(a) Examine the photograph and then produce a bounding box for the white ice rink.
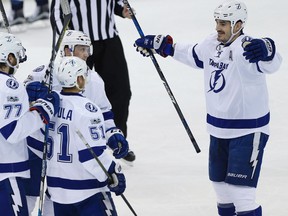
[1,0,288,215]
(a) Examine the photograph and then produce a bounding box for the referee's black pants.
[87,36,132,137]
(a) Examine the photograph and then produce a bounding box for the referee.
[50,0,135,162]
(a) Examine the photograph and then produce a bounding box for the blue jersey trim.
[0,161,29,173]
[103,110,114,121]
[47,176,107,190]
[0,71,10,76]
[192,44,204,69]
[256,62,263,73]
[26,136,44,152]
[0,120,17,140]
[78,146,105,163]
[207,113,270,129]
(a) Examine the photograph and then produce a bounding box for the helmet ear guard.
[214,0,248,30]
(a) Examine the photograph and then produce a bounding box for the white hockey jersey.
[45,92,114,204]
[173,33,282,138]
[24,64,116,130]
[0,72,45,181]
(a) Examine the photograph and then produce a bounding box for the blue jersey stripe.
[192,44,204,69]
[47,176,107,190]
[207,113,270,129]
[78,146,105,163]
[0,120,17,140]
[0,161,29,173]
[26,136,44,152]
[103,110,114,121]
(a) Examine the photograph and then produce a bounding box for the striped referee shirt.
[50,0,125,41]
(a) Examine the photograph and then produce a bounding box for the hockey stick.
[76,130,138,216]
[37,1,72,216]
[0,0,11,33]
[124,0,201,153]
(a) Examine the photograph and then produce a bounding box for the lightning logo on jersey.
[208,69,226,93]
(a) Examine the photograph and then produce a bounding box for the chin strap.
[6,61,18,75]
[225,26,243,45]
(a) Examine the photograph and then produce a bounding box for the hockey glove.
[134,35,174,57]
[243,38,275,63]
[106,128,129,159]
[30,91,60,124]
[108,162,126,196]
[26,81,48,102]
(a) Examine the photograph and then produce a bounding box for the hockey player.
[50,0,136,163]
[46,56,125,215]
[0,32,59,216]
[133,1,282,216]
[24,30,129,215]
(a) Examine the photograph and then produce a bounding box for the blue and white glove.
[106,128,129,159]
[134,35,174,57]
[30,91,60,124]
[108,162,126,196]
[26,81,48,102]
[243,38,275,63]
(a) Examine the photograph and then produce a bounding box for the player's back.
[0,72,30,181]
[46,92,112,204]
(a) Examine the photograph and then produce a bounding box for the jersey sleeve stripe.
[78,146,106,163]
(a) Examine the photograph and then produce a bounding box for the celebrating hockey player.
[48,56,125,215]
[0,32,59,216]
[134,0,282,216]
[24,30,130,215]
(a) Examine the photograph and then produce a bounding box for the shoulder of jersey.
[32,64,48,73]
[0,75,21,90]
[88,70,104,86]
[66,95,100,114]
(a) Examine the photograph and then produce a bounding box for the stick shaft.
[124,0,200,153]
[76,130,138,216]
[0,0,11,33]
[38,1,72,215]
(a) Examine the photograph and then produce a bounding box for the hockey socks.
[218,203,236,216]
[237,206,262,216]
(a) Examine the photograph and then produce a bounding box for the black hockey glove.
[108,162,126,196]
[26,81,48,102]
[243,38,275,63]
[106,128,129,159]
[134,35,174,57]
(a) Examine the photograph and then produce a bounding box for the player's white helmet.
[0,32,27,74]
[56,56,89,90]
[214,0,247,29]
[60,30,91,57]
